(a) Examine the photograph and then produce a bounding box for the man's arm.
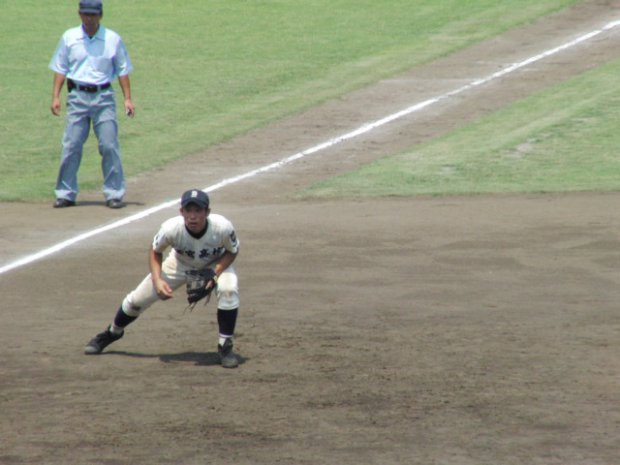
[149,248,173,300]
[118,74,135,117]
[213,251,237,279]
[51,72,66,116]
[205,251,238,292]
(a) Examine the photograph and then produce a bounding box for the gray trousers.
[55,88,125,202]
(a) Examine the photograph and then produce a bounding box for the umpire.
[49,0,135,209]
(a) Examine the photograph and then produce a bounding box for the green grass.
[0,0,577,202]
[303,57,620,198]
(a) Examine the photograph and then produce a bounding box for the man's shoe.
[53,198,76,208]
[106,199,124,209]
[218,338,239,368]
[84,327,124,355]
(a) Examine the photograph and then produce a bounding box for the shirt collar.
[80,24,105,41]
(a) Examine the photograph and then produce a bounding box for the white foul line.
[1,19,618,276]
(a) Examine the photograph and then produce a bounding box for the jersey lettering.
[156,214,238,267]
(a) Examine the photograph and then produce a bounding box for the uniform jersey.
[152,214,239,269]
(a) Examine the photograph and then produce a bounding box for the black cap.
[181,189,210,209]
[79,0,103,14]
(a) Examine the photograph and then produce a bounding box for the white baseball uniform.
[122,213,240,316]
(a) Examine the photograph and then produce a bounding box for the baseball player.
[49,0,135,209]
[84,189,241,368]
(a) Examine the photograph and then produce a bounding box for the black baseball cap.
[181,189,210,209]
[79,0,103,14]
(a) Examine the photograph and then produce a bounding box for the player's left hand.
[185,268,217,308]
[124,99,135,118]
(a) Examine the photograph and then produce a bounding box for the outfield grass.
[302,57,620,198]
[0,0,578,202]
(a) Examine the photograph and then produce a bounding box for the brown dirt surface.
[2,2,620,464]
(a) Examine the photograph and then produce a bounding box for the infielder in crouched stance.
[84,189,241,368]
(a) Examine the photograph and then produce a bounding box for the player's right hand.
[154,279,173,300]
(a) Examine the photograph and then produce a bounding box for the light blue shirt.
[49,25,133,85]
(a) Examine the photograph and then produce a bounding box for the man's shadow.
[104,350,245,367]
[73,200,144,208]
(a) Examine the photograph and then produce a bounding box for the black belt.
[67,79,111,93]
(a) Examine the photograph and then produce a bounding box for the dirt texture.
[1,2,620,464]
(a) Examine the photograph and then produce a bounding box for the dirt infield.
[2,2,620,464]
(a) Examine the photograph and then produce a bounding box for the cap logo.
[191,190,198,198]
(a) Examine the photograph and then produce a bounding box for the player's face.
[181,204,209,233]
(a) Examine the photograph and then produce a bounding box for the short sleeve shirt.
[49,25,133,85]
[152,214,240,269]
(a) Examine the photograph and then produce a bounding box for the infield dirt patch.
[1,2,620,464]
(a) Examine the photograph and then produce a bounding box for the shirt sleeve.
[152,225,171,253]
[113,37,133,77]
[49,35,69,74]
[223,224,240,254]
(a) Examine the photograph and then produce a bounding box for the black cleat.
[218,338,239,368]
[84,327,124,355]
[105,199,124,209]
[53,198,76,208]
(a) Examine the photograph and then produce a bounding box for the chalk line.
[1,18,618,276]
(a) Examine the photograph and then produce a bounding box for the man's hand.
[154,277,173,300]
[51,73,66,116]
[125,99,135,118]
[118,75,135,117]
[51,97,62,116]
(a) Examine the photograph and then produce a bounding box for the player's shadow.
[160,351,221,366]
[106,350,245,367]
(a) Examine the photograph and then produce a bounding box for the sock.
[110,306,137,335]
[217,308,238,345]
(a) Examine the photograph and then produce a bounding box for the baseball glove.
[185,268,217,309]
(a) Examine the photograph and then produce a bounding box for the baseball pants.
[121,256,240,316]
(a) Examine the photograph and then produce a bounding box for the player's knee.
[216,290,239,310]
[121,297,142,317]
[215,273,239,309]
[217,272,237,292]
